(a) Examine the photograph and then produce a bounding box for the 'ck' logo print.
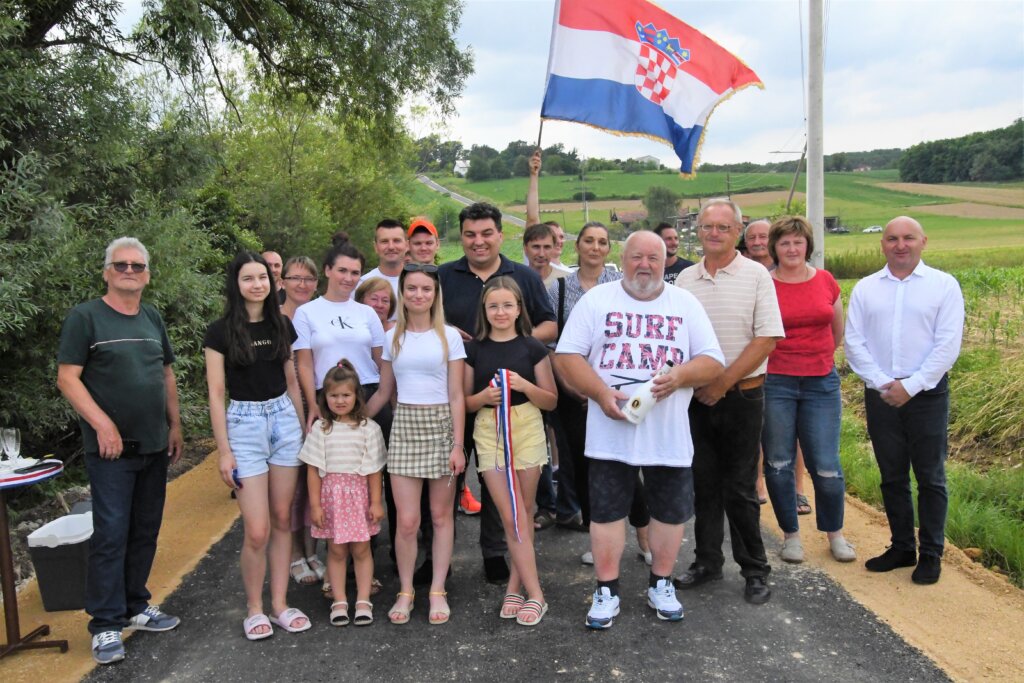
[330,316,354,330]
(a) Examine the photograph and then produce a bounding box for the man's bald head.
[881,216,928,278]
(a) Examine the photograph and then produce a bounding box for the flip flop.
[330,601,349,626]
[516,599,549,627]
[353,600,374,626]
[270,607,312,633]
[290,558,317,586]
[500,593,525,619]
[796,494,813,515]
[243,613,273,641]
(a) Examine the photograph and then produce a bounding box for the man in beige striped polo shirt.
[674,198,785,605]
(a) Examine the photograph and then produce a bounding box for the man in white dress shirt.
[844,216,964,585]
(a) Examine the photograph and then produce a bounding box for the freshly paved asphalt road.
[417,175,527,228]
[84,495,946,682]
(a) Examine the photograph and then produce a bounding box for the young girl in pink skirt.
[299,360,386,626]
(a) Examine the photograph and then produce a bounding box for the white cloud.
[445,0,1024,165]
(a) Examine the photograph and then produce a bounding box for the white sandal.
[306,554,326,581]
[289,558,317,586]
[330,601,350,626]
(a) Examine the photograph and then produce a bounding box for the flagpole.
[807,0,825,268]
[537,119,544,150]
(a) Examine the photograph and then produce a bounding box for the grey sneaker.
[830,536,857,562]
[91,630,125,665]
[128,605,181,632]
[580,550,594,565]
[780,537,804,563]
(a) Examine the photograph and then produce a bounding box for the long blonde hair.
[390,266,449,361]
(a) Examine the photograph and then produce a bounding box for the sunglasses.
[403,263,439,274]
[107,261,148,273]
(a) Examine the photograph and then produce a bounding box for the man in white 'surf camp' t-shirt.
[554,231,724,630]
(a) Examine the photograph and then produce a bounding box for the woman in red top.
[762,216,856,564]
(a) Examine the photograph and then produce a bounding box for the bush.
[0,154,225,455]
[572,191,598,201]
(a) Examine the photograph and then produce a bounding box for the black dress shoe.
[744,576,772,605]
[865,547,917,573]
[911,554,942,585]
[673,565,723,590]
[484,556,510,584]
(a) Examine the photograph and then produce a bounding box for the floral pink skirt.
[311,473,380,544]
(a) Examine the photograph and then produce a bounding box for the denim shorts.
[227,393,303,479]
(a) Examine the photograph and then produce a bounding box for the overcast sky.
[120,1,1024,166]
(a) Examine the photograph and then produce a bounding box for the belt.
[727,375,765,392]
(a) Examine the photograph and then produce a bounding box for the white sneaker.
[585,587,620,629]
[646,579,684,621]
[580,550,594,565]
[91,631,125,665]
[638,549,653,566]
[780,536,804,563]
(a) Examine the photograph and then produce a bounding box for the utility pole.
[807,0,825,267]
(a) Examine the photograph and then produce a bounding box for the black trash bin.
[27,512,92,611]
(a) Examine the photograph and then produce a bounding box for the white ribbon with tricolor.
[489,369,521,542]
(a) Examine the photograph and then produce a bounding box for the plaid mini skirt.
[388,403,454,480]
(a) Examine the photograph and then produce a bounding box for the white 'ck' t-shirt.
[383,326,466,404]
[556,281,724,467]
[293,296,385,388]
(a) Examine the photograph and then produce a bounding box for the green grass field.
[415,170,1024,259]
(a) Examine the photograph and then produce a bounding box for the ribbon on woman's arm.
[490,369,520,542]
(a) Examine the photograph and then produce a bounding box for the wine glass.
[1,428,19,462]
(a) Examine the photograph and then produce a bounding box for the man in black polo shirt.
[439,202,556,582]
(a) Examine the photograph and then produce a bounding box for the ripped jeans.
[762,368,845,534]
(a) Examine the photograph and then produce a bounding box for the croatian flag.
[540,0,763,176]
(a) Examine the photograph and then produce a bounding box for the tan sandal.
[329,601,349,626]
[388,591,414,625]
[428,590,450,625]
[353,600,373,626]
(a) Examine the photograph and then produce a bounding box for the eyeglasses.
[107,262,147,273]
[283,276,317,284]
[403,263,439,274]
[697,224,736,234]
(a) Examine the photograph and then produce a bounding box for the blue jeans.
[864,376,949,557]
[85,450,168,634]
[762,369,845,534]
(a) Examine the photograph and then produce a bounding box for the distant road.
[416,174,526,228]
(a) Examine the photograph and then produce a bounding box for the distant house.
[632,155,661,166]
[853,165,872,172]
[453,159,470,177]
[610,209,648,229]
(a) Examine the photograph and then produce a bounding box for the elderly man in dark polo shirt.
[439,202,557,582]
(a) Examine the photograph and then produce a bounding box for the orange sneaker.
[459,486,481,515]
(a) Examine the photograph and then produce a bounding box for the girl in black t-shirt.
[204,251,310,640]
[464,277,557,626]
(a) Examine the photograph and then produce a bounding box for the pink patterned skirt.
[311,473,380,544]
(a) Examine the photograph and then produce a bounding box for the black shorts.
[588,459,694,525]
